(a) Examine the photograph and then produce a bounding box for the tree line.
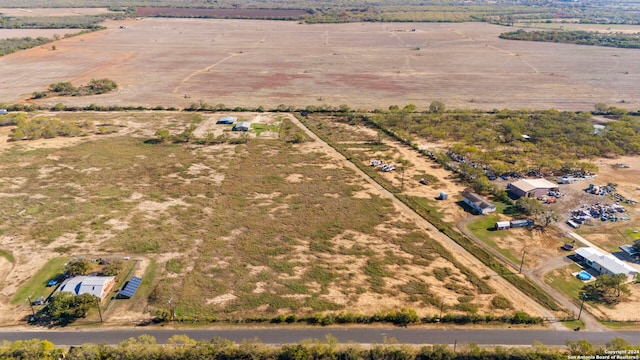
[0,335,637,360]
[0,36,52,57]
[500,29,640,49]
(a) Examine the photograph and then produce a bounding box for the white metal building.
[574,247,638,283]
[57,276,116,302]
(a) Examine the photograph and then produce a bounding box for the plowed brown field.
[1,18,639,111]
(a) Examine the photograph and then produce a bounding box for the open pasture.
[0,18,639,111]
[0,111,538,323]
[0,7,111,17]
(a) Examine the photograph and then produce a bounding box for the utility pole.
[26,296,35,317]
[401,167,405,191]
[95,296,103,322]
[439,297,445,321]
[518,250,526,274]
[577,293,587,321]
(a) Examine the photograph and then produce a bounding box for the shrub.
[491,295,513,309]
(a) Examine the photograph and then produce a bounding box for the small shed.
[0,109,7,115]
[233,122,251,132]
[495,221,510,230]
[216,116,237,125]
[439,191,448,200]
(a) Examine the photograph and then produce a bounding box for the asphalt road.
[0,327,638,347]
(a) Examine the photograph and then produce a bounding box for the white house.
[574,247,638,283]
[463,192,496,214]
[57,276,116,302]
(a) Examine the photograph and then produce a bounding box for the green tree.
[537,208,560,228]
[515,197,543,216]
[102,258,124,276]
[402,103,417,112]
[292,131,307,144]
[65,258,90,276]
[49,82,76,95]
[632,239,640,252]
[594,102,610,114]
[429,101,445,113]
[583,274,631,304]
[47,292,96,325]
[155,129,170,143]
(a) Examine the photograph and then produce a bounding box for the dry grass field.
[0,18,639,111]
[0,7,110,17]
[1,15,638,326]
[0,111,548,325]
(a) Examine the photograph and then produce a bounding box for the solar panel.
[118,276,142,299]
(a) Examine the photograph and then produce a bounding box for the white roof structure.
[575,247,638,280]
[510,178,558,193]
[57,276,116,301]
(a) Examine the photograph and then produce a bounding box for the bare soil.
[0,19,639,111]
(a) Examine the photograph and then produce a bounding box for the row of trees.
[0,36,51,57]
[1,335,637,360]
[9,116,94,141]
[500,29,640,49]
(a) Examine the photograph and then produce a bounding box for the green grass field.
[12,257,69,305]
[466,215,520,264]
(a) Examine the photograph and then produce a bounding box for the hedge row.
[161,309,543,326]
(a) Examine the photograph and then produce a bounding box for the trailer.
[567,220,580,229]
[510,219,534,228]
[495,221,511,230]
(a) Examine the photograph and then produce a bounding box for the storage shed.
[495,221,510,230]
[233,122,251,132]
[216,116,237,124]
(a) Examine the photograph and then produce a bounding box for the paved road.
[0,327,638,346]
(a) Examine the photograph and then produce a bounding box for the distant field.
[1,18,639,112]
[135,7,309,19]
[0,7,110,17]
